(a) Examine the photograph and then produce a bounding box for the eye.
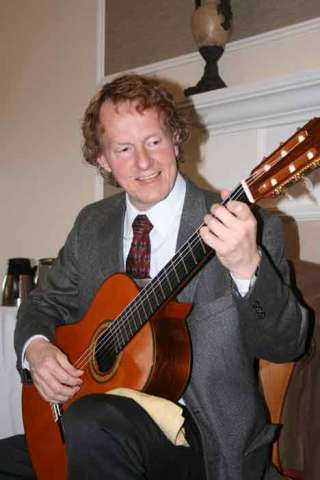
[147,137,161,148]
[115,145,130,154]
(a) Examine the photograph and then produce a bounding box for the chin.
[135,192,167,210]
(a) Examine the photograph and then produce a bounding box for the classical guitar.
[22,118,320,479]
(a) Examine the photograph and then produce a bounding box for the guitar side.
[22,273,191,480]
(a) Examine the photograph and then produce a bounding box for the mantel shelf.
[179,69,320,134]
[178,69,320,222]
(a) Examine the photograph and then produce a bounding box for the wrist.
[25,336,49,361]
[230,248,262,280]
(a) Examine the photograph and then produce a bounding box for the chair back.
[259,359,295,469]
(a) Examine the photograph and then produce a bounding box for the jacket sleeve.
[233,208,311,362]
[14,211,82,374]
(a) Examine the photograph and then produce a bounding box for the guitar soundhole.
[95,333,117,373]
[89,320,122,383]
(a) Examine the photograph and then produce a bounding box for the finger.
[220,189,230,201]
[33,369,80,403]
[203,213,229,241]
[208,204,237,231]
[56,353,84,382]
[45,359,83,388]
[200,225,225,252]
[47,381,80,403]
[226,201,252,221]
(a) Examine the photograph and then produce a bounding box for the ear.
[97,154,112,173]
[172,132,180,158]
[174,143,179,158]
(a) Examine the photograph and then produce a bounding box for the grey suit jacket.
[15,179,309,480]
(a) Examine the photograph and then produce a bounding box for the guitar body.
[22,273,192,480]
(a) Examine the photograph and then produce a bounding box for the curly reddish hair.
[81,74,189,183]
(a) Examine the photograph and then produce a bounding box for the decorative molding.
[96,0,106,84]
[101,16,320,81]
[179,69,320,134]
[183,70,320,222]
[95,0,106,199]
[272,205,320,222]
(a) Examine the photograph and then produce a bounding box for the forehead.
[99,100,166,135]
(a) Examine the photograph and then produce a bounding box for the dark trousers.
[0,394,205,479]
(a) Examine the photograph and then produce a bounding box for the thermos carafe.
[2,258,36,306]
[35,257,55,289]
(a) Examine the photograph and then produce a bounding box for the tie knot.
[132,215,153,235]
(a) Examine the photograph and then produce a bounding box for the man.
[1,74,309,479]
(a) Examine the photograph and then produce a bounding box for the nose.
[135,145,152,170]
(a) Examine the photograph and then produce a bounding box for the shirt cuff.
[231,248,262,297]
[231,275,252,297]
[22,335,49,369]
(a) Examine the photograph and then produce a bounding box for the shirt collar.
[125,173,186,239]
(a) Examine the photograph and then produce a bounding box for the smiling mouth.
[136,172,161,182]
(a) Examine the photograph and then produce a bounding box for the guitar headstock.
[247,118,320,203]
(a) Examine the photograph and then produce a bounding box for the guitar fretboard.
[105,183,248,356]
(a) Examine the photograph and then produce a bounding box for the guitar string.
[72,153,291,372]
[73,167,267,371]
[73,146,306,372]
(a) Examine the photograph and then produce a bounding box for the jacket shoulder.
[75,191,125,224]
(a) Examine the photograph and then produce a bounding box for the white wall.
[0,1,99,284]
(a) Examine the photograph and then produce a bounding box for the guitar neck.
[109,183,249,354]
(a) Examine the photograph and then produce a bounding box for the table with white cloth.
[0,306,24,439]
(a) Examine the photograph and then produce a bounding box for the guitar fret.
[164,269,173,290]
[136,304,145,326]
[179,251,189,274]
[163,275,173,297]
[125,312,134,340]
[166,272,178,295]
[141,300,148,318]
[188,241,198,264]
[199,235,207,254]
[194,236,208,260]
[171,258,187,285]
[149,284,160,307]
[171,260,182,283]
[158,281,166,300]
[144,293,154,316]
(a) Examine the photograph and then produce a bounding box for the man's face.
[97,100,179,211]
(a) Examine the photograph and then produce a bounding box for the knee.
[63,394,138,440]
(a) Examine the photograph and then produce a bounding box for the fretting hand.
[200,191,261,279]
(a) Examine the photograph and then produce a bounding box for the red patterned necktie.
[126,214,153,279]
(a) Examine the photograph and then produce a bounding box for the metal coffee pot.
[2,258,36,306]
[35,257,55,289]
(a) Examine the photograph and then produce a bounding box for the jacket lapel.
[98,193,126,282]
[176,179,216,302]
